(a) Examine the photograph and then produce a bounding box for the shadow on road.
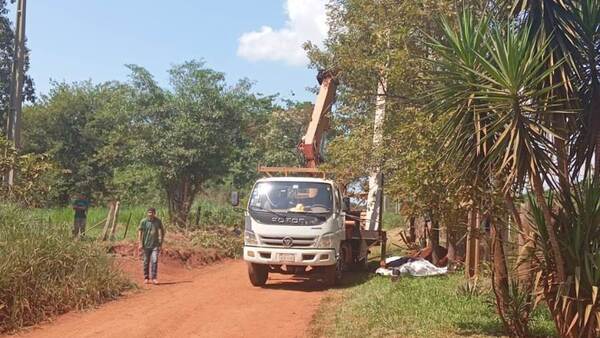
[154,280,193,286]
[262,269,374,292]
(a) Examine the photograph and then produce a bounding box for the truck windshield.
[249,181,333,214]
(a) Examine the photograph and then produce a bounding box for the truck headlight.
[244,230,258,245]
[317,233,335,248]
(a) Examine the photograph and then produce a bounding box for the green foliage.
[189,228,243,259]
[225,87,311,190]
[430,12,560,191]
[307,0,472,229]
[527,175,600,336]
[125,61,266,224]
[382,212,404,230]
[189,201,241,228]
[23,81,134,204]
[0,136,54,206]
[21,60,310,219]
[429,3,600,336]
[0,204,131,333]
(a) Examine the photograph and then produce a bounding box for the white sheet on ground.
[375,267,395,276]
[375,258,448,277]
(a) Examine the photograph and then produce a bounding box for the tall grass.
[30,205,150,240]
[0,204,131,333]
[31,201,242,241]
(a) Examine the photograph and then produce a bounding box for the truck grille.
[259,235,316,247]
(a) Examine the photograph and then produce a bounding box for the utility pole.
[5,0,27,188]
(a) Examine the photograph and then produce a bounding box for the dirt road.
[15,259,327,338]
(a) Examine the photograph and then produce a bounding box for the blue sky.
[9,0,328,102]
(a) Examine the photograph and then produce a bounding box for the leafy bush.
[0,204,131,333]
[189,227,243,258]
[189,201,242,228]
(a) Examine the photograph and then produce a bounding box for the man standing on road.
[138,208,165,285]
[72,193,90,238]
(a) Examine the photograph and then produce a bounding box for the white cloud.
[237,0,328,66]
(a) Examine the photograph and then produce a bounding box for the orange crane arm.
[298,71,337,168]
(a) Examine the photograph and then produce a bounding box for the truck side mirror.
[342,197,351,212]
[230,191,240,207]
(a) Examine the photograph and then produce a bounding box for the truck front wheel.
[324,247,346,287]
[248,263,268,286]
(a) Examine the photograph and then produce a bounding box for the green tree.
[126,61,256,226]
[226,94,311,190]
[306,0,470,238]
[23,81,132,204]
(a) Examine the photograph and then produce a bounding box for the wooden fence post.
[101,201,116,241]
[109,201,121,240]
[123,212,133,240]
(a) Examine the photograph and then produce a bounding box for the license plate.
[278,253,295,263]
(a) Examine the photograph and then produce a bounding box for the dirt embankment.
[108,241,224,269]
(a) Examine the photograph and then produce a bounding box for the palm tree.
[512,0,600,177]
[430,4,600,337]
[428,11,561,336]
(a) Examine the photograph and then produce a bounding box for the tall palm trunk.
[504,194,533,288]
[593,91,600,178]
[430,218,441,265]
[465,207,479,279]
[530,172,566,283]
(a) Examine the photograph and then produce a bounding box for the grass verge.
[0,204,132,333]
[310,271,556,337]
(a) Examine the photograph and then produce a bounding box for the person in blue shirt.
[72,193,90,238]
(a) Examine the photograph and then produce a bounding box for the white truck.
[231,71,387,287]
[242,176,349,286]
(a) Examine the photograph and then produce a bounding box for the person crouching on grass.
[138,208,165,285]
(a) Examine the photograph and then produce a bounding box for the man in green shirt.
[72,193,90,238]
[138,208,165,285]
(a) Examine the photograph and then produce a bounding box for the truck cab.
[243,176,347,286]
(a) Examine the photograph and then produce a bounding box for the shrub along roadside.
[0,204,132,333]
[188,227,243,259]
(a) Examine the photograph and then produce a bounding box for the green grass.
[30,201,242,241]
[29,205,150,240]
[382,212,405,230]
[0,204,132,333]
[311,272,556,338]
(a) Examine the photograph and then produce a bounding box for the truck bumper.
[244,246,336,266]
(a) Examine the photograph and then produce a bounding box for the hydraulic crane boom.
[298,70,337,168]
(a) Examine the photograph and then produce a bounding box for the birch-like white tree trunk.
[365,76,386,230]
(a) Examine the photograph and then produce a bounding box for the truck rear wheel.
[248,263,268,286]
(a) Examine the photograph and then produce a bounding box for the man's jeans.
[142,247,159,280]
[73,217,86,237]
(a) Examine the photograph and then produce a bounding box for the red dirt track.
[13,259,327,338]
